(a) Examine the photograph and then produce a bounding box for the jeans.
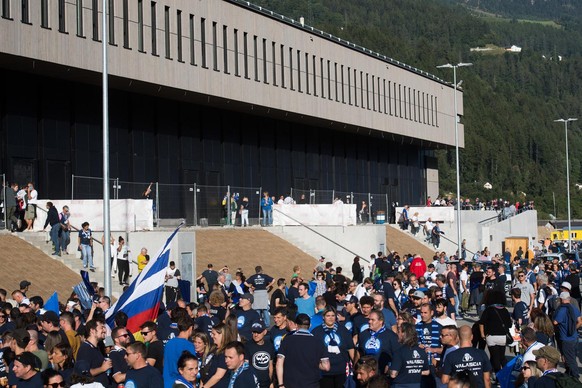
[241,209,249,226]
[454,294,460,316]
[262,209,272,226]
[50,224,60,254]
[257,309,270,327]
[561,339,579,378]
[60,229,70,252]
[81,244,93,268]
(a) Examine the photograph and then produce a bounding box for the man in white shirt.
[165,261,181,304]
[424,218,434,242]
[520,327,543,363]
[24,182,38,231]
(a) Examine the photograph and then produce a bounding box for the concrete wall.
[0,0,461,148]
[269,225,386,277]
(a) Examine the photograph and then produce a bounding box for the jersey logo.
[413,350,420,359]
[462,353,473,362]
[324,333,341,346]
[364,337,381,354]
[273,335,282,351]
[344,322,353,331]
[360,323,369,332]
[252,351,271,370]
[237,316,245,328]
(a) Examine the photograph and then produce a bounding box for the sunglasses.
[522,367,530,371]
[117,334,130,339]
[141,331,151,335]
[47,382,66,388]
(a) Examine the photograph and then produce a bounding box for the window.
[334,63,339,102]
[92,0,99,40]
[253,36,259,81]
[341,65,345,103]
[41,0,49,28]
[422,92,425,123]
[388,81,392,115]
[2,0,10,19]
[164,6,171,59]
[327,61,331,100]
[377,77,381,113]
[288,47,293,90]
[263,39,268,83]
[212,22,218,70]
[138,0,144,51]
[398,84,402,117]
[188,14,195,65]
[403,86,407,119]
[393,82,397,116]
[383,79,387,113]
[234,29,239,76]
[412,89,416,121]
[360,71,364,108]
[366,73,370,109]
[243,33,249,79]
[151,1,157,56]
[312,55,317,96]
[296,50,301,92]
[305,53,309,94]
[200,18,206,67]
[347,67,351,104]
[435,97,439,126]
[431,95,435,125]
[271,42,276,85]
[320,59,325,99]
[108,0,114,44]
[353,68,357,106]
[123,0,130,48]
[177,10,183,62]
[371,75,375,111]
[280,44,285,87]
[22,0,30,24]
[223,26,229,73]
[58,0,66,32]
[417,90,421,121]
[408,88,412,120]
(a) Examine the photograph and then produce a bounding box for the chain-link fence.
[332,191,390,224]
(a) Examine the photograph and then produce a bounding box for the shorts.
[25,204,36,220]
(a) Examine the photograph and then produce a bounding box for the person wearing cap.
[244,321,275,388]
[311,306,355,387]
[12,351,42,387]
[532,345,563,387]
[276,314,330,388]
[19,281,31,296]
[552,291,581,379]
[234,293,262,341]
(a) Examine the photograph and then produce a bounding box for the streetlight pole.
[102,0,111,297]
[555,118,577,252]
[437,62,472,260]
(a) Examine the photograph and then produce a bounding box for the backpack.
[547,372,582,388]
[546,293,561,317]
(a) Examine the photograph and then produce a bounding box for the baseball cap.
[559,292,571,300]
[41,311,59,325]
[532,345,561,364]
[345,296,359,305]
[240,293,254,304]
[251,322,266,333]
[561,281,572,291]
[19,280,31,289]
[15,352,41,372]
[412,290,425,299]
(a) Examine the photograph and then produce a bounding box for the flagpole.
[102,0,112,297]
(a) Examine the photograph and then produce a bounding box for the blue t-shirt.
[312,324,354,375]
[357,326,400,372]
[390,345,428,386]
[163,337,196,388]
[235,308,262,341]
[246,274,274,291]
[512,301,529,326]
[125,365,163,388]
[78,228,92,245]
[295,296,316,317]
[553,303,581,341]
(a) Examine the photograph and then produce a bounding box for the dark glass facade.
[0,69,427,221]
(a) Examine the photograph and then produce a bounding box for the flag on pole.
[44,292,60,316]
[73,270,95,310]
[105,224,183,333]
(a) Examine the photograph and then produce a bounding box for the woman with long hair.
[479,290,512,374]
[43,331,64,357]
[532,314,554,345]
[389,322,429,387]
[224,314,241,342]
[173,351,199,388]
[49,342,75,383]
[352,257,363,283]
[193,332,211,383]
[314,271,327,297]
[515,360,542,388]
[208,291,226,322]
[202,323,236,388]
[392,279,408,311]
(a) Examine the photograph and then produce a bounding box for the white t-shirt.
[523,342,544,363]
[460,270,469,293]
[27,189,38,205]
[166,267,180,288]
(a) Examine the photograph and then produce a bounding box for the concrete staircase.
[386,224,437,262]
[16,231,125,298]
[266,227,324,260]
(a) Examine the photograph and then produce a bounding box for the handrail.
[35,206,103,246]
[272,208,370,263]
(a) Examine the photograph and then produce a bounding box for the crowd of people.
[3,182,39,233]
[2,243,582,388]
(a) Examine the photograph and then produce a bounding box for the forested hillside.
[251,0,582,218]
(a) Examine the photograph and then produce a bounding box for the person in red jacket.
[410,255,427,279]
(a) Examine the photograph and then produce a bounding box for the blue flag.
[44,292,60,316]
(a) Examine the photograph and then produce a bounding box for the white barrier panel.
[273,204,357,226]
[33,199,154,232]
[396,206,455,222]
